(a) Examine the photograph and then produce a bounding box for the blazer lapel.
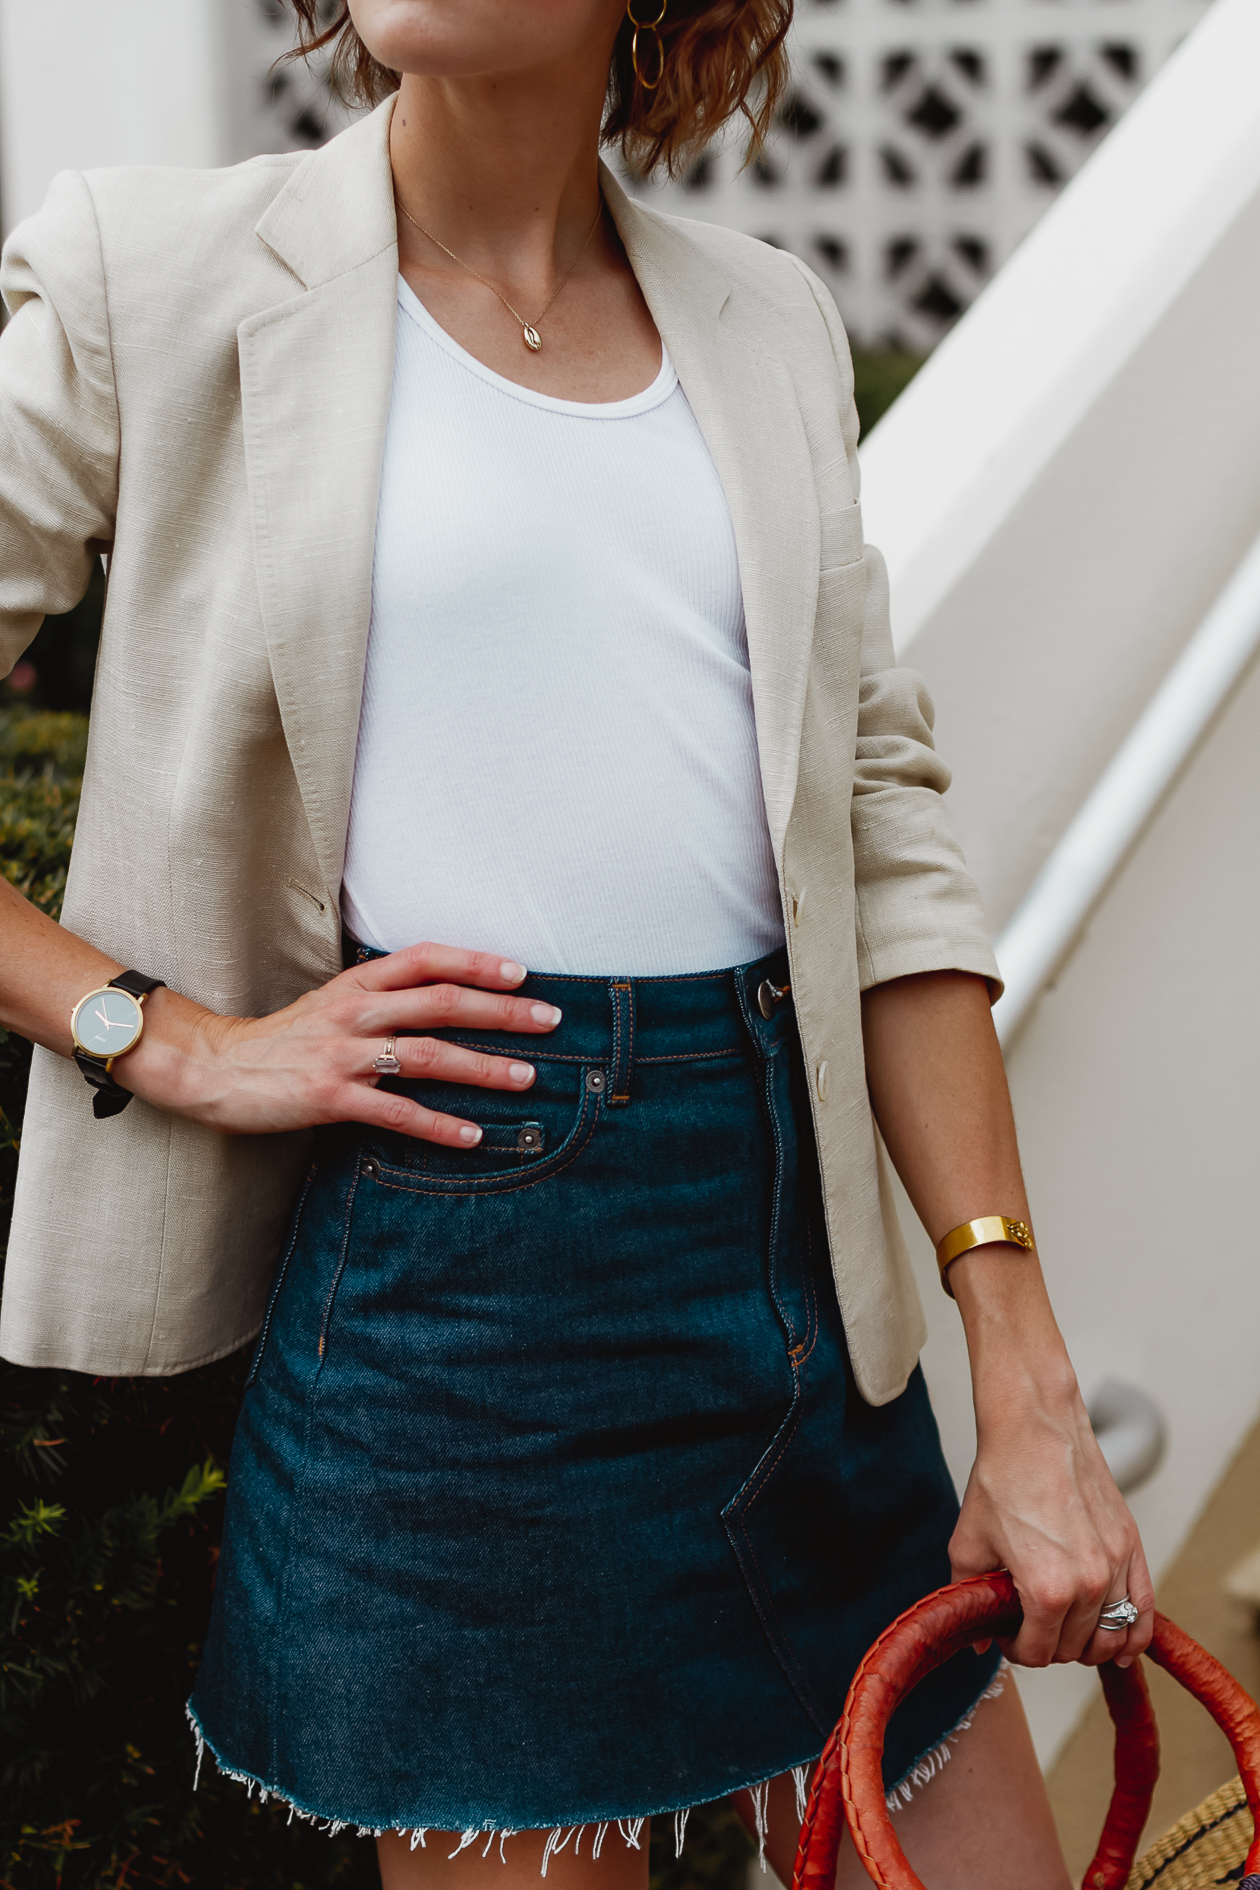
[603,167,821,855]
[239,102,399,901]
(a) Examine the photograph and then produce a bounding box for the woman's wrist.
[118,986,233,1115]
[971,1347,1083,1432]
[950,1249,1081,1418]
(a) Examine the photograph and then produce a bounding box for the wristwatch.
[69,970,166,1119]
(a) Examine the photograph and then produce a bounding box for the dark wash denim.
[189,949,1000,1835]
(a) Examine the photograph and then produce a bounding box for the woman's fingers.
[1052,1554,1119,1664]
[1079,1544,1156,1670]
[341,1033,548,1147]
[344,1083,490,1148]
[998,1537,1152,1669]
[1001,1568,1076,1668]
[1118,1540,1156,1666]
[996,1575,1106,1667]
[388,1034,538,1094]
[335,946,563,1037]
[367,982,563,1037]
[350,942,528,995]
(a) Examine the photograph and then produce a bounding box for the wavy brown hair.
[281,1,793,178]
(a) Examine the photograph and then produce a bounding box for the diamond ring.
[372,1036,402,1076]
[1096,1596,1139,1631]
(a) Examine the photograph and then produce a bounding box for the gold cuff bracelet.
[935,1215,1035,1297]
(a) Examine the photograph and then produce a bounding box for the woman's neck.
[388,61,608,288]
[381,16,661,404]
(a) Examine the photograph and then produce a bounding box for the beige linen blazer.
[0,100,997,1403]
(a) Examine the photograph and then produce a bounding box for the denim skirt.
[189,949,1000,1839]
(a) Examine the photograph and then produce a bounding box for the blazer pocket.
[819,497,865,573]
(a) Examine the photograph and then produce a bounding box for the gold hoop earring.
[628,0,667,91]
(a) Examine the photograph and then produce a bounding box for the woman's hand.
[121,942,562,1146]
[0,881,558,1145]
[947,1249,1155,1671]
[860,969,1155,1674]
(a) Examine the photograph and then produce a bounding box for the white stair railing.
[993,527,1260,1048]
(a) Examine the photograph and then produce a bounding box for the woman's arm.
[861,968,1154,1670]
[0,874,560,1146]
[0,179,558,1149]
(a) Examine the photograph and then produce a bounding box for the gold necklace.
[395,196,604,353]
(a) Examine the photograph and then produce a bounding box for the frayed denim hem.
[185,1699,816,1875]
[187,1667,1005,1872]
[882,1659,1008,1815]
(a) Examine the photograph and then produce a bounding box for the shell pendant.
[522,323,543,352]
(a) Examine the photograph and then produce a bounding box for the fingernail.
[1117,1655,1132,1669]
[531,1003,562,1026]
[459,1125,482,1144]
[500,961,526,983]
[509,1062,534,1085]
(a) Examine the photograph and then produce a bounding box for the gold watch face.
[72,987,144,1058]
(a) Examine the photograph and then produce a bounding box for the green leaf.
[161,1461,228,1526]
[3,1500,68,1548]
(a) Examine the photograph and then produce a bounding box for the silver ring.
[372,1036,402,1076]
[1097,1596,1139,1631]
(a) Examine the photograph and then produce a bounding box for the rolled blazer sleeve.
[787,252,1001,996]
[850,547,1000,994]
[0,170,119,677]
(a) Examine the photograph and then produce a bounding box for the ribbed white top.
[340,278,784,975]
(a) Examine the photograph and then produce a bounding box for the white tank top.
[340,277,785,976]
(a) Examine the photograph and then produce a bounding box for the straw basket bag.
[789,1572,1260,1890]
[1126,1776,1252,1890]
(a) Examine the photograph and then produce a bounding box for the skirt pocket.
[363,1058,604,1195]
[245,1162,318,1389]
[721,1358,829,1733]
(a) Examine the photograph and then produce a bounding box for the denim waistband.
[341,933,793,1074]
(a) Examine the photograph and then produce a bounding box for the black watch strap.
[75,970,166,1119]
[74,1049,134,1118]
[108,969,166,1001]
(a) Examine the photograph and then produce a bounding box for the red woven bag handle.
[791,1571,1260,1890]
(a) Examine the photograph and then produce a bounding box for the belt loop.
[608,980,635,1105]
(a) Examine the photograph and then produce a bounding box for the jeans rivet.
[517,1124,543,1153]
[586,1070,606,1092]
[363,1158,380,1180]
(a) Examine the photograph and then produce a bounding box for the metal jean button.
[586,1069,606,1092]
[757,978,790,1020]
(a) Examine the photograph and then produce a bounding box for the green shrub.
[0,710,88,1228]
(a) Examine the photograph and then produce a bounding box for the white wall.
[901,653,1260,1759]
[637,0,1211,352]
[0,0,346,237]
[861,0,1260,931]
[0,0,228,233]
[859,0,1260,1763]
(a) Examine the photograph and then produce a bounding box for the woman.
[0,2,1152,1885]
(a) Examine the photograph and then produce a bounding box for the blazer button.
[815,1059,830,1102]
